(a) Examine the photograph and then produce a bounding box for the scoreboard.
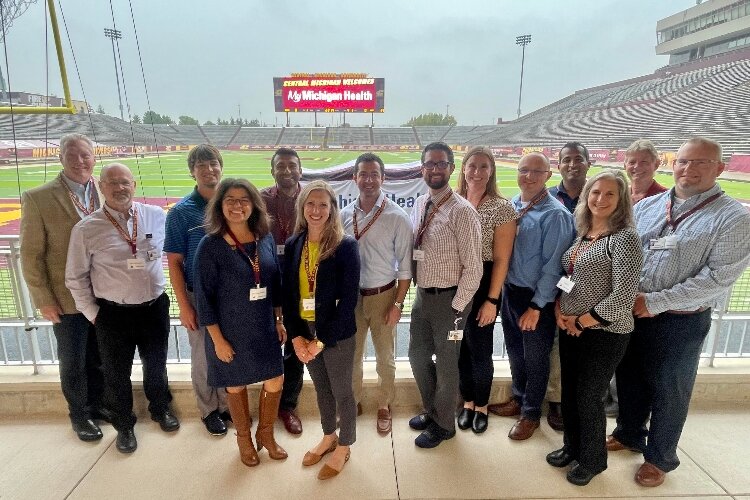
[273,73,385,113]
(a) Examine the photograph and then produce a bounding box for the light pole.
[516,34,532,119]
[104,28,124,120]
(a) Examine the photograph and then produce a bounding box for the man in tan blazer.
[20,133,108,441]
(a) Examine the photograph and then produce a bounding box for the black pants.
[458,261,496,407]
[501,284,556,420]
[613,310,711,472]
[560,328,630,474]
[280,338,304,411]
[53,313,105,423]
[95,293,172,430]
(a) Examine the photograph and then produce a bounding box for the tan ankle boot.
[255,388,288,460]
[227,388,259,467]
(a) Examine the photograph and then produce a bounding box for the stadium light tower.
[104,28,124,120]
[516,34,532,119]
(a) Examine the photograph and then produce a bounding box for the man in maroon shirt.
[624,139,668,204]
[260,147,303,434]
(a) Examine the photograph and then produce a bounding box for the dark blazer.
[282,231,360,347]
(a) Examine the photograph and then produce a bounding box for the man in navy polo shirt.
[165,144,229,436]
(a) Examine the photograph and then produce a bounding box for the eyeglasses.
[102,179,134,188]
[518,169,550,177]
[673,159,720,168]
[422,161,452,170]
[223,198,252,207]
[356,172,382,181]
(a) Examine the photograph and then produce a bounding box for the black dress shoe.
[116,428,137,454]
[457,408,475,430]
[566,462,597,486]
[415,423,456,449]
[546,447,575,467]
[408,413,432,431]
[151,409,180,432]
[202,410,227,436]
[90,407,114,424]
[72,419,103,442]
[472,411,488,434]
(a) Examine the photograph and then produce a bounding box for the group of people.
[19,133,750,487]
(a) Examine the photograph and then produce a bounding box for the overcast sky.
[3,0,693,127]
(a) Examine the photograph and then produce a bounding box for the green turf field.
[2,150,749,201]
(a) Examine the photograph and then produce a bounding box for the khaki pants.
[352,287,397,408]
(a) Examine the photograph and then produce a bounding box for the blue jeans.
[53,313,104,423]
[501,284,556,421]
[613,309,711,472]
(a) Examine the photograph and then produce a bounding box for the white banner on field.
[301,160,426,215]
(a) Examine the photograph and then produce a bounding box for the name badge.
[413,249,425,261]
[448,329,464,341]
[556,276,575,293]
[649,235,678,251]
[146,250,161,261]
[276,245,285,256]
[249,286,267,301]
[127,258,146,270]
[302,298,315,311]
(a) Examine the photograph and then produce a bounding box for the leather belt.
[420,286,458,295]
[98,296,161,308]
[360,280,396,296]
[665,307,709,315]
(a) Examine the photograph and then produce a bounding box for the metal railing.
[1,235,748,371]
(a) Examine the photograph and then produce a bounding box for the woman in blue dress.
[194,178,287,467]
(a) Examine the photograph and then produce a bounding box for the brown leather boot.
[227,388,259,467]
[255,388,288,460]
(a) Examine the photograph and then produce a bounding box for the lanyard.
[226,228,261,287]
[567,233,604,275]
[663,192,722,234]
[103,206,138,256]
[353,198,387,240]
[303,238,319,295]
[415,191,451,248]
[59,174,97,216]
[515,189,548,220]
[273,185,299,243]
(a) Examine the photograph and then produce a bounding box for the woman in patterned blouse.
[546,169,643,486]
[456,146,517,433]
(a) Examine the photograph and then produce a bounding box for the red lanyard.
[60,174,97,216]
[516,189,548,220]
[353,198,387,240]
[663,192,721,234]
[415,191,451,248]
[567,233,604,275]
[273,186,299,242]
[103,206,138,256]
[226,228,261,286]
[303,238,319,295]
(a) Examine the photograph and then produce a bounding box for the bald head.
[517,152,552,200]
[99,163,136,213]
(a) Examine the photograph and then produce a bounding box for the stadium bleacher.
[3,47,750,158]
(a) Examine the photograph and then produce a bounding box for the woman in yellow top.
[281,180,360,480]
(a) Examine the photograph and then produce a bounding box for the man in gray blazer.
[20,133,108,441]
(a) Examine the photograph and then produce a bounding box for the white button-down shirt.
[65,202,166,322]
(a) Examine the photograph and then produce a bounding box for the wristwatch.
[394,302,404,311]
[275,315,284,323]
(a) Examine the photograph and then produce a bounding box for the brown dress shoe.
[278,409,302,434]
[488,398,521,417]
[376,406,392,435]
[508,417,540,440]
[606,434,640,452]
[302,438,338,467]
[547,402,564,431]
[635,461,666,487]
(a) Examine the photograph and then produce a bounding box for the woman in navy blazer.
[282,180,360,480]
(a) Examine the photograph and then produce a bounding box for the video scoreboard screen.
[273,74,384,113]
